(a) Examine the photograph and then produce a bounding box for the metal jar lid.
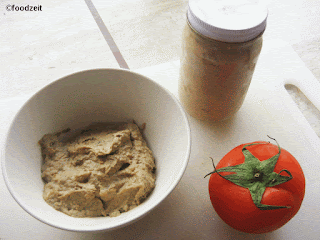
[187,0,268,43]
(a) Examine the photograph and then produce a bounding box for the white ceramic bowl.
[2,68,191,232]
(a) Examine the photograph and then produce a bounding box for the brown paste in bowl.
[39,122,156,218]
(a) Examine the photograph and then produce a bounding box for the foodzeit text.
[6,5,43,11]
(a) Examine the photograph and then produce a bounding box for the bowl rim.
[2,67,192,232]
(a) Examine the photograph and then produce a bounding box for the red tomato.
[207,140,305,234]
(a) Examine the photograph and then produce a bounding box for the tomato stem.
[204,157,222,179]
[205,137,293,210]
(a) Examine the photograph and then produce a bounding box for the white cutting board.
[1,40,320,239]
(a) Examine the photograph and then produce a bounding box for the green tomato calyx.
[205,136,293,210]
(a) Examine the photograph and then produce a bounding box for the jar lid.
[187,0,268,43]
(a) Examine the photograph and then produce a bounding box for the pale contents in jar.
[39,122,156,218]
[179,23,263,121]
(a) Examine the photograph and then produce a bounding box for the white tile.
[91,0,189,69]
[262,0,320,45]
[0,0,119,99]
[293,38,320,82]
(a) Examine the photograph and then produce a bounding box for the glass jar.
[178,0,268,121]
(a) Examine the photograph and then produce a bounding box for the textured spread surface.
[39,122,156,217]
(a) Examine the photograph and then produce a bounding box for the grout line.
[84,0,129,69]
